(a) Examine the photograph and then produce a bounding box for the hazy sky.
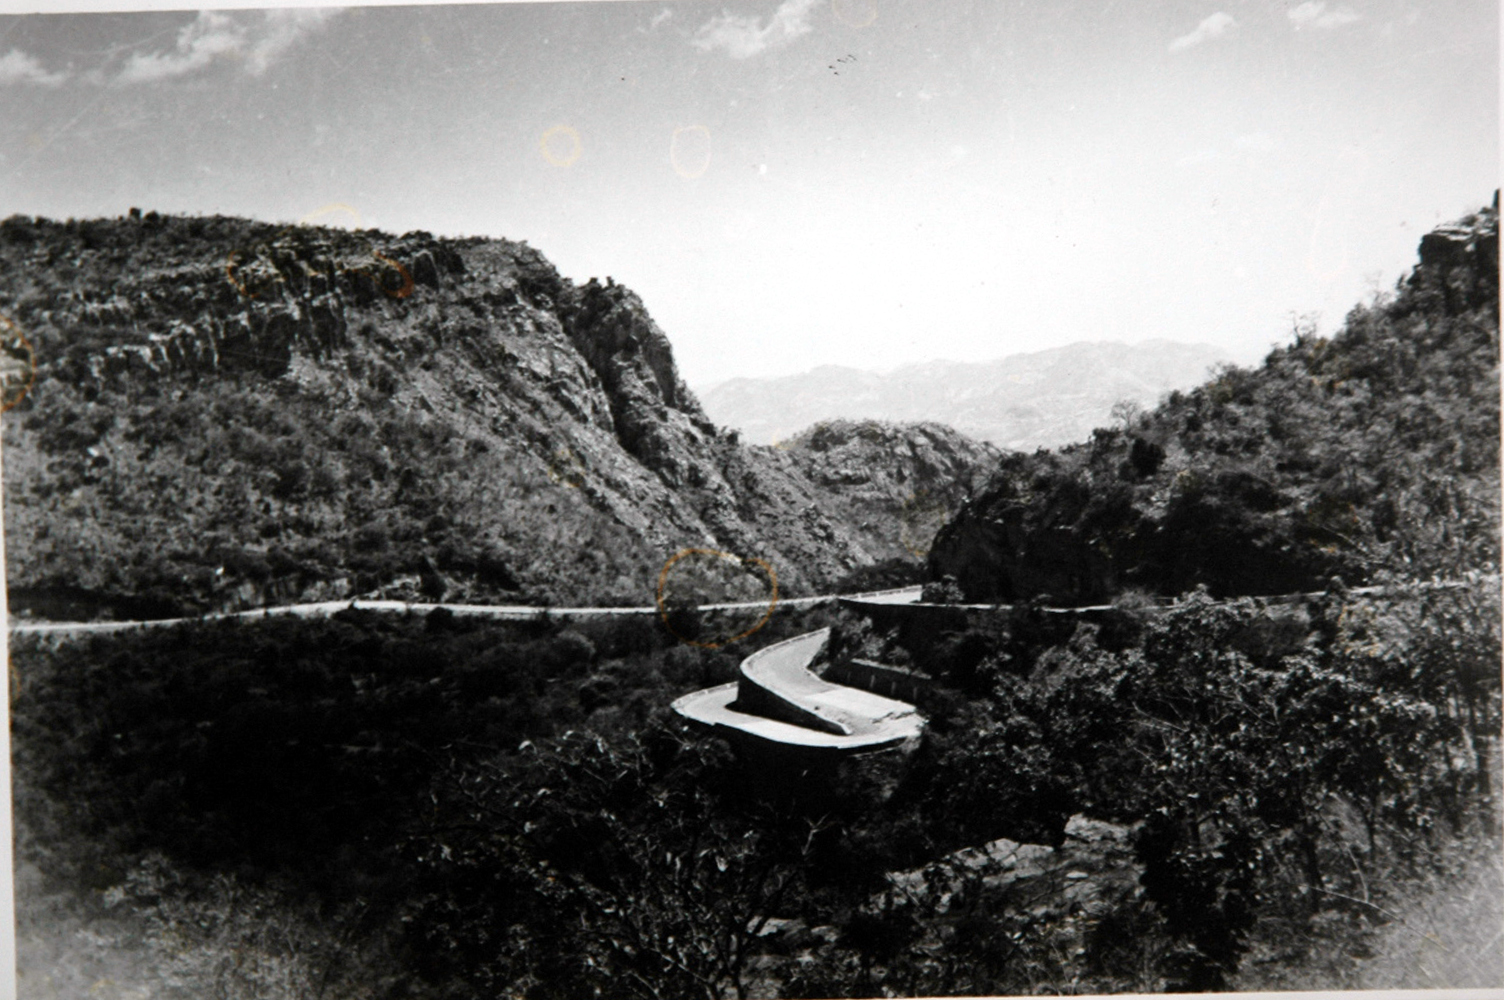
[0,0,1496,384]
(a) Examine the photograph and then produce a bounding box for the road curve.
[671,627,925,753]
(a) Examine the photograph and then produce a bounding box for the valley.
[4,200,1500,999]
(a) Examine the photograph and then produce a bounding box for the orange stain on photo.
[656,548,779,649]
[540,125,583,167]
[670,125,712,180]
[0,314,38,413]
[832,0,878,28]
[298,203,364,229]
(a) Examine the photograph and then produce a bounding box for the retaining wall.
[824,658,933,704]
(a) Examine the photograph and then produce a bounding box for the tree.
[405,726,824,1000]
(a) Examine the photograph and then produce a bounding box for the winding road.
[10,584,930,754]
[670,624,925,754]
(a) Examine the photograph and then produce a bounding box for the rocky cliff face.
[929,202,1500,604]
[560,277,716,485]
[0,212,996,618]
[772,419,997,561]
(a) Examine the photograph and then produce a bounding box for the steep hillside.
[697,340,1230,450]
[762,418,996,562]
[0,212,995,618]
[931,200,1500,603]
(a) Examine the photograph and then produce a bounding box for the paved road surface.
[8,586,926,637]
[672,627,924,753]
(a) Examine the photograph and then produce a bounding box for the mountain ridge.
[0,212,995,618]
[696,339,1232,451]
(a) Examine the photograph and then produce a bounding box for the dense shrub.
[834,580,1501,993]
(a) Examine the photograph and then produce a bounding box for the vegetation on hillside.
[847,580,1499,991]
[0,212,662,613]
[10,607,828,997]
[931,201,1499,604]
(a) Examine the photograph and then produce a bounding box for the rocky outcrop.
[560,278,719,487]
[884,814,1140,914]
[753,814,1144,993]
[765,419,998,564]
[1411,192,1500,315]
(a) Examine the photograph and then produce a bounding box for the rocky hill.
[0,212,996,618]
[697,340,1230,451]
[930,200,1500,603]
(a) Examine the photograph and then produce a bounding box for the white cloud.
[0,49,68,87]
[1234,131,1277,151]
[247,9,340,75]
[693,0,820,59]
[116,8,338,85]
[1168,12,1237,52]
[1288,2,1362,29]
[117,11,241,84]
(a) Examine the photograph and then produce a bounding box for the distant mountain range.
[696,341,1233,451]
